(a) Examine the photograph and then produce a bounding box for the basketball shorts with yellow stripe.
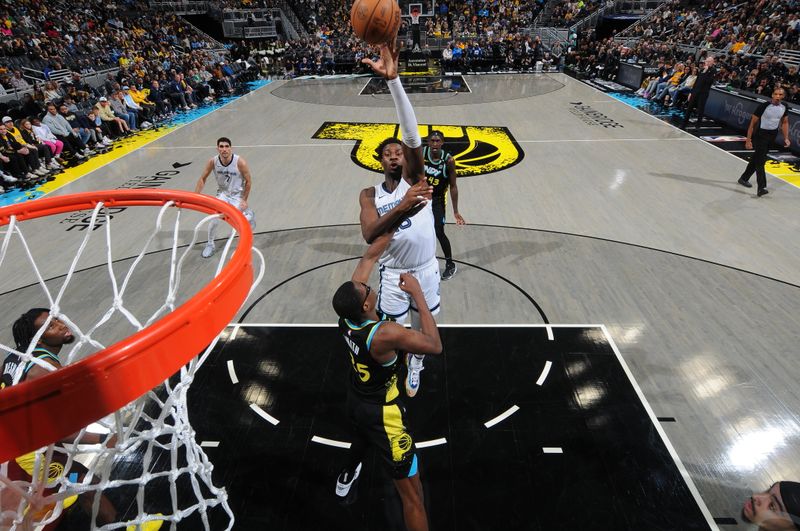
[347,395,418,480]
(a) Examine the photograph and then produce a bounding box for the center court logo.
[312,122,524,176]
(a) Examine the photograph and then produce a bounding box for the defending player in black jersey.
[423,130,465,281]
[332,234,442,531]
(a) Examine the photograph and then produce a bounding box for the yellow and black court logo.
[312,122,524,177]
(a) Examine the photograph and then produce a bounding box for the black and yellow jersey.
[423,146,451,200]
[338,316,401,404]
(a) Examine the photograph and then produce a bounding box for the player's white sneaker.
[201,243,215,258]
[405,354,424,397]
[335,462,361,505]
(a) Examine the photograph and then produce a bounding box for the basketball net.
[0,194,265,530]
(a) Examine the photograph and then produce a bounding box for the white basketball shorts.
[377,256,440,323]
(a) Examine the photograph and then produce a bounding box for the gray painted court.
[1,73,798,524]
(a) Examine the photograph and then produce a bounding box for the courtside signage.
[568,102,623,128]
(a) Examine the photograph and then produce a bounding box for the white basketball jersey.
[213,154,244,196]
[374,178,436,269]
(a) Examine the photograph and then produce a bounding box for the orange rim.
[0,190,253,463]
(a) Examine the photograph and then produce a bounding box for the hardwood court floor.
[1,73,798,528]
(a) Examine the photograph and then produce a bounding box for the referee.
[738,87,791,197]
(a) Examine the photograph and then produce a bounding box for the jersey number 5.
[349,353,371,382]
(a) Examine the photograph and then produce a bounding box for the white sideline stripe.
[600,324,718,529]
[546,325,554,340]
[250,404,279,425]
[484,405,520,428]
[200,441,220,448]
[311,436,352,449]
[416,438,448,448]
[227,359,239,385]
[536,361,553,386]
[542,447,563,454]
[229,325,241,341]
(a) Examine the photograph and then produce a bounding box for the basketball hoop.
[0,189,266,530]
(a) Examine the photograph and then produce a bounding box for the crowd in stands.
[246,0,548,76]
[622,0,800,55]
[547,0,606,29]
[565,30,800,106]
[0,0,261,194]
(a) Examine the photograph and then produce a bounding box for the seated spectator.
[667,65,698,107]
[2,116,49,178]
[97,97,130,137]
[59,104,95,151]
[63,73,93,102]
[43,81,62,104]
[30,116,66,164]
[121,87,151,128]
[85,107,115,146]
[41,103,90,160]
[128,83,158,120]
[59,103,109,151]
[147,81,174,120]
[653,63,686,101]
[9,71,30,92]
[0,121,45,184]
[109,92,137,131]
[18,118,63,172]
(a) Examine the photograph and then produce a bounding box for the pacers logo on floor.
[312,122,524,176]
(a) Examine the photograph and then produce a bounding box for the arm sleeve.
[387,77,421,149]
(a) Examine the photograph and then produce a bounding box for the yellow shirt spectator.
[129,87,152,105]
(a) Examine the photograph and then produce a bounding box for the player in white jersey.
[194,137,256,258]
[359,42,438,398]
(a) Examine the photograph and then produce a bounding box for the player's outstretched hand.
[361,41,400,80]
[401,181,433,211]
[399,272,422,296]
[454,212,466,225]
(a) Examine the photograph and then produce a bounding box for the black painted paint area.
[187,326,712,530]
[361,76,471,95]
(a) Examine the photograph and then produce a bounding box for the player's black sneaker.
[335,462,362,505]
[441,261,457,281]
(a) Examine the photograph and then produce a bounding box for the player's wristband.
[387,78,421,149]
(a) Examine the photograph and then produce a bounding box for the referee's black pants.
[740,129,778,191]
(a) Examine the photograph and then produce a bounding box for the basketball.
[350,0,401,45]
